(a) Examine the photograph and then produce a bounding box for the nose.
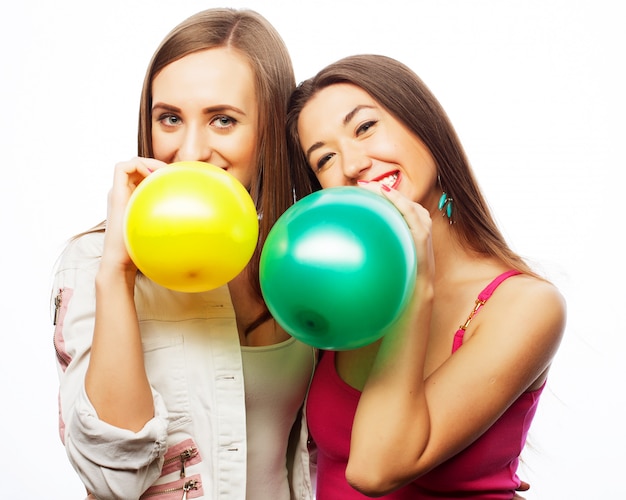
[342,143,372,181]
[176,126,212,163]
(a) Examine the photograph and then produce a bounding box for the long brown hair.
[82,8,302,303]
[287,54,535,275]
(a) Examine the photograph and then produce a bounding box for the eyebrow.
[151,102,247,116]
[304,104,375,162]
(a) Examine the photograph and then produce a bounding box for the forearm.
[347,282,434,493]
[85,264,154,431]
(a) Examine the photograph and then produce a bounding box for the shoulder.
[459,272,566,390]
[495,274,566,324]
[56,231,105,272]
[479,273,566,356]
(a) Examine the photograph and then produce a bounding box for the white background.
[2,0,624,498]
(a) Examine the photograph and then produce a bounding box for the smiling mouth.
[372,171,400,189]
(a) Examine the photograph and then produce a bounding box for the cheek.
[227,134,258,187]
[317,169,343,189]
[151,130,174,162]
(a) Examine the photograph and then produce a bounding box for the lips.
[371,170,400,189]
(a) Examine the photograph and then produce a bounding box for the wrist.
[96,259,137,291]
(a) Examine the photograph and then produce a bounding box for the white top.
[52,232,315,499]
[242,338,315,500]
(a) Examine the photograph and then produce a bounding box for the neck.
[431,213,463,280]
[431,213,506,290]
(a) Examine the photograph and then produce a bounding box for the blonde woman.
[53,9,315,499]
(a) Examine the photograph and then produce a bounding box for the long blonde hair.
[79,8,304,304]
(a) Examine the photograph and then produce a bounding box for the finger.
[357,180,430,231]
[113,157,167,186]
[133,157,168,175]
[372,183,432,253]
[357,181,434,283]
[106,158,167,225]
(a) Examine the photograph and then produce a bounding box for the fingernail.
[357,180,369,185]
[381,184,391,192]
[147,167,154,173]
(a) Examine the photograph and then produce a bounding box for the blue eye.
[212,115,236,129]
[156,113,181,127]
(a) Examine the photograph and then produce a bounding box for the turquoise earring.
[438,191,454,223]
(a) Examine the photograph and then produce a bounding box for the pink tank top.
[306,271,545,499]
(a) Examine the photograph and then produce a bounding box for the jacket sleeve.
[53,232,169,499]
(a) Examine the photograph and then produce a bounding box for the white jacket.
[52,232,315,499]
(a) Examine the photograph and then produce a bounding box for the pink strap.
[477,269,521,301]
[452,270,521,353]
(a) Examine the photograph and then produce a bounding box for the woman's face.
[297,83,438,207]
[151,47,259,189]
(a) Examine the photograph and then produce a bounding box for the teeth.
[379,172,398,188]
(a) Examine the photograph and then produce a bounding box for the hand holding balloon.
[260,187,416,350]
[124,161,259,293]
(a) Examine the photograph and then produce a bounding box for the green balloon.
[260,187,416,350]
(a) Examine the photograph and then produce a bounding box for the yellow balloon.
[124,161,259,293]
